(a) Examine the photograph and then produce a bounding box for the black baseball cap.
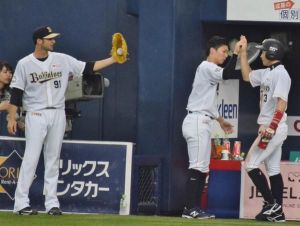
[32,26,60,43]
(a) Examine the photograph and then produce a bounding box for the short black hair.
[0,61,13,73]
[206,35,228,57]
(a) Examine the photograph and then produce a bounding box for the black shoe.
[267,211,286,222]
[255,201,268,221]
[18,206,38,215]
[182,207,215,219]
[48,207,62,216]
[255,201,281,221]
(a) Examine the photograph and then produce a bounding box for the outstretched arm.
[90,33,128,73]
[222,39,244,80]
[93,57,116,72]
[239,35,252,82]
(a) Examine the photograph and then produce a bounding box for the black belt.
[45,107,57,109]
[187,111,214,120]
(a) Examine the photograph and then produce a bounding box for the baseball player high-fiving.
[7,26,126,215]
[181,36,243,219]
[239,36,291,222]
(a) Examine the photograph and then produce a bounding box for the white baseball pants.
[245,123,288,176]
[182,113,214,173]
[14,109,66,212]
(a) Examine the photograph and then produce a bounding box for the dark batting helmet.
[255,38,285,61]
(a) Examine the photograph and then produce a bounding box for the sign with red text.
[227,0,300,23]
[287,116,300,136]
[240,162,300,220]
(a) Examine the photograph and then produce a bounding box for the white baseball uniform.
[245,64,291,176]
[11,52,85,212]
[182,61,223,172]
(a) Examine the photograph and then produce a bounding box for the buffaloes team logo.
[46,26,53,33]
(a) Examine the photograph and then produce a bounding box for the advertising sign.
[240,161,300,220]
[212,79,239,138]
[227,0,300,23]
[0,136,133,214]
[287,116,300,136]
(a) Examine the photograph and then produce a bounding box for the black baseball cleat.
[182,207,215,219]
[267,211,286,222]
[48,207,62,216]
[255,201,281,221]
[18,206,38,215]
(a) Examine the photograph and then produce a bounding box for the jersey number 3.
[54,80,61,88]
[263,93,268,102]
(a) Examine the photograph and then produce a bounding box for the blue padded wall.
[0,0,138,142]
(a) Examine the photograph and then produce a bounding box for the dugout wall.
[135,0,300,214]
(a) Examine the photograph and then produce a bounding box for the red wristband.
[269,110,284,130]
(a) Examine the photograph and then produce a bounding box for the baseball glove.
[111,33,128,64]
